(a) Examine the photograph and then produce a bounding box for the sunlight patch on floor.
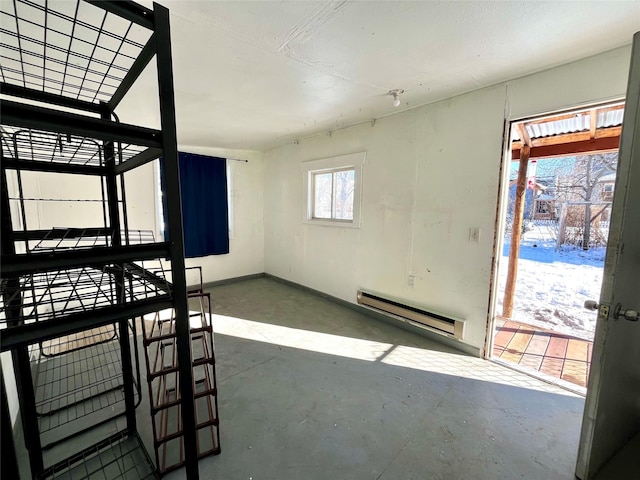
[211,313,390,361]
[205,313,577,396]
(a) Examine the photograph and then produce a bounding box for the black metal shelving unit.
[1,1,202,478]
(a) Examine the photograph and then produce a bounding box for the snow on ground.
[497,224,605,340]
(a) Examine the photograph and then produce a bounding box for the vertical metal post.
[1,165,43,475]
[153,4,199,478]
[100,103,137,432]
[0,165,19,318]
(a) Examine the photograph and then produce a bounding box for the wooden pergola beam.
[517,122,532,147]
[512,125,621,150]
[589,108,598,139]
[512,135,621,160]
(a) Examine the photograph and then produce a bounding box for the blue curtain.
[160,153,229,258]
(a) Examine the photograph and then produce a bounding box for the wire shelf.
[23,228,114,254]
[38,324,117,357]
[38,431,157,480]
[25,228,157,253]
[27,314,144,452]
[0,0,152,104]
[33,335,126,431]
[1,126,148,167]
[31,321,142,448]
[0,261,171,327]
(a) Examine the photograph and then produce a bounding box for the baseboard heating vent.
[357,290,464,339]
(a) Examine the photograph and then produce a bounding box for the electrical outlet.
[408,275,416,286]
[469,227,481,243]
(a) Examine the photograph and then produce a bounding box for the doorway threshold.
[492,318,591,395]
[490,356,587,397]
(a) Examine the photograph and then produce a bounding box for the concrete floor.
[159,277,585,480]
[16,276,619,479]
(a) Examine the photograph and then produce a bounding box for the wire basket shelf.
[1,0,152,104]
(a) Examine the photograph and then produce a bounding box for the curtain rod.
[180,151,249,163]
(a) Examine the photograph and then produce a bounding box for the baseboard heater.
[357,290,464,340]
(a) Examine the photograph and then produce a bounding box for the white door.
[576,31,640,479]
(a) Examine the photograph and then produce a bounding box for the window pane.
[313,172,332,218]
[334,169,355,220]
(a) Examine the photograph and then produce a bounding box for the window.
[536,200,550,214]
[602,183,614,201]
[312,168,355,221]
[302,152,365,227]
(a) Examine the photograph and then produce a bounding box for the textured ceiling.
[124,1,640,151]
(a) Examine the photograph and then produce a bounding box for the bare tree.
[335,170,355,219]
[553,152,618,249]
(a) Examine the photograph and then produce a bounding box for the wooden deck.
[492,318,592,388]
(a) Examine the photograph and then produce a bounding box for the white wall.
[1,352,19,425]
[263,46,632,354]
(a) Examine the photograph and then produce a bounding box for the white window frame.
[302,152,365,228]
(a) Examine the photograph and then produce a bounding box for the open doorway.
[489,102,624,391]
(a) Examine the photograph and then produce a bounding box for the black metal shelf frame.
[1,1,199,478]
